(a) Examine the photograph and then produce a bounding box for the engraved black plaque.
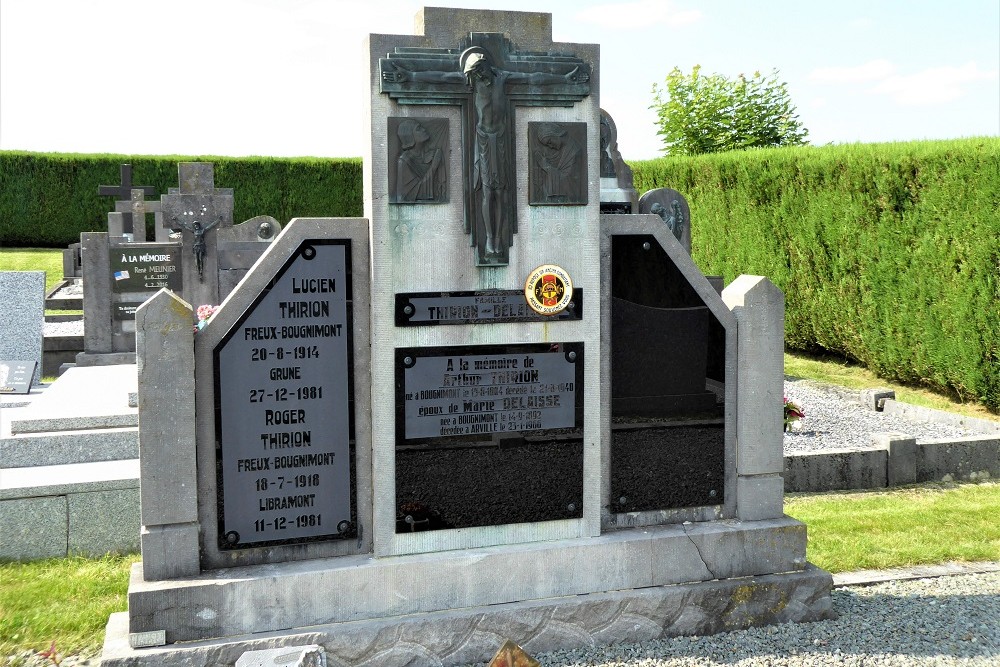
[110,243,182,294]
[397,343,583,440]
[395,343,584,532]
[395,290,583,326]
[0,360,37,394]
[214,241,354,549]
[113,301,146,321]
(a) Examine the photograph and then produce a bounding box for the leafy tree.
[651,65,809,155]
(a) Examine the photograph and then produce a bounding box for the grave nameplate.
[215,241,354,549]
[395,290,583,326]
[113,302,146,321]
[0,360,37,394]
[110,244,182,294]
[397,343,583,440]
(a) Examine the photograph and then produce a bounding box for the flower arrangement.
[195,304,219,331]
[783,395,805,432]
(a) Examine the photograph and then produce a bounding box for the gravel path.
[782,378,987,454]
[505,571,1000,667]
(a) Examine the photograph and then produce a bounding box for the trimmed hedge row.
[631,138,1000,412]
[3,140,997,411]
[0,152,362,247]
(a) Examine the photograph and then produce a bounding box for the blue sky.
[1,0,997,160]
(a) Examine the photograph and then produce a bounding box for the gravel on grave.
[473,571,1000,667]
[782,378,981,454]
[42,318,84,337]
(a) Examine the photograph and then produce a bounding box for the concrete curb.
[832,561,1000,588]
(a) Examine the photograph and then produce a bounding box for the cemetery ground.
[3,246,999,665]
[1,482,998,665]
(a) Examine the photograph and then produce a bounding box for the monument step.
[105,559,831,667]
[6,364,137,435]
[125,517,809,644]
[0,427,138,467]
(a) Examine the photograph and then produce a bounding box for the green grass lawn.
[0,248,65,295]
[1,482,997,660]
[786,481,1000,573]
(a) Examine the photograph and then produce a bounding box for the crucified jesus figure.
[383,46,588,261]
[171,209,221,281]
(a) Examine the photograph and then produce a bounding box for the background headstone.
[0,272,45,385]
[160,162,234,309]
[598,109,636,214]
[638,188,692,254]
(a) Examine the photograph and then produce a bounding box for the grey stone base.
[101,565,834,667]
[75,351,136,366]
[125,518,810,643]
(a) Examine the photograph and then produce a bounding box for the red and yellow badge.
[524,264,573,316]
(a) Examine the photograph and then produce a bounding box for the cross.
[380,32,591,266]
[99,164,156,236]
[114,190,162,243]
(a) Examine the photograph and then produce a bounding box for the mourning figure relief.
[389,117,447,203]
[529,122,587,205]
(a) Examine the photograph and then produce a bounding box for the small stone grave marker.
[0,360,38,394]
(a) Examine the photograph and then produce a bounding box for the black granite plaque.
[395,290,583,326]
[113,302,145,321]
[609,234,726,512]
[0,360,37,394]
[214,241,355,549]
[110,243,182,294]
[394,343,584,532]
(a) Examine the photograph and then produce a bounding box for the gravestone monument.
[78,163,281,366]
[0,272,45,386]
[598,109,637,214]
[639,187,691,254]
[101,8,832,667]
[99,163,159,241]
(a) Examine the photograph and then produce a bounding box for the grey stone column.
[135,289,200,580]
[80,232,112,355]
[722,275,785,521]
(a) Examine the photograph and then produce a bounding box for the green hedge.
[631,138,1000,412]
[0,152,362,247]
[3,141,997,411]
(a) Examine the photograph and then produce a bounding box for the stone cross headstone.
[0,272,44,385]
[99,164,156,239]
[101,10,832,667]
[160,162,234,309]
[114,189,162,243]
[380,31,592,265]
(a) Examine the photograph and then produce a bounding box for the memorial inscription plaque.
[397,343,583,440]
[0,360,37,394]
[395,290,583,326]
[395,343,584,531]
[214,241,355,549]
[110,244,182,294]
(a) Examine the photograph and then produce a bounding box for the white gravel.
[782,379,985,454]
[504,572,1000,667]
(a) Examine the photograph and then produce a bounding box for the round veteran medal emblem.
[524,264,573,316]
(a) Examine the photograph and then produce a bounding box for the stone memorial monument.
[78,163,281,367]
[100,8,832,667]
[0,272,44,386]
